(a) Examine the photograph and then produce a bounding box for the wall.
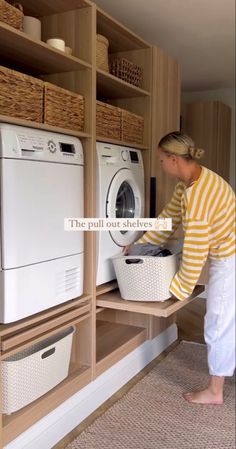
[182,88,235,188]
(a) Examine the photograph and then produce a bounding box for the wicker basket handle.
[125,258,144,264]
[12,2,24,13]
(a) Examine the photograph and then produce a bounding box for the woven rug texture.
[66,341,235,449]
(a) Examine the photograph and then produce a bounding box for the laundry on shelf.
[127,243,172,257]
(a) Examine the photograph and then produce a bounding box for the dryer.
[0,123,84,323]
[96,142,144,286]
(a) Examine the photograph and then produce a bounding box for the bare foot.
[183,389,223,405]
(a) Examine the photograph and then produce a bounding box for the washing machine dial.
[121,149,129,161]
[48,140,57,153]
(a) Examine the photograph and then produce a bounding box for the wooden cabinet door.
[181,101,231,182]
[151,46,181,213]
[216,102,231,181]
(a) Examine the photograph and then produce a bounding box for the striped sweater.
[138,166,236,300]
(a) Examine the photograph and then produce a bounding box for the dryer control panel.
[97,142,143,169]
[0,123,84,165]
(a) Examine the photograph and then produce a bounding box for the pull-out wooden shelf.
[96,320,147,377]
[96,286,205,318]
[97,69,151,99]
[0,22,91,75]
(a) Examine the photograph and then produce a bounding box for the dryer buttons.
[121,149,129,161]
[48,140,57,153]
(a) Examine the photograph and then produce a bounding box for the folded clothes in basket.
[128,243,172,257]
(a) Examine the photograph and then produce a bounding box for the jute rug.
[66,342,235,449]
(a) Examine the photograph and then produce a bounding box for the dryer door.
[106,168,144,246]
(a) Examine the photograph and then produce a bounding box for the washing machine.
[0,123,84,323]
[96,142,145,286]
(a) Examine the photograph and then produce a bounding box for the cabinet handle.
[41,347,56,359]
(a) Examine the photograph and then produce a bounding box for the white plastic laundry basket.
[112,252,180,302]
[2,326,75,414]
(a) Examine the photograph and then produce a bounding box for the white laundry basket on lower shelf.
[112,252,180,302]
[2,325,75,414]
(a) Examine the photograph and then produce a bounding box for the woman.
[128,131,235,405]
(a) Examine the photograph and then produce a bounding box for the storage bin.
[120,108,144,145]
[0,65,44,122]
[109,58,143,88]
[0,0,24,30]
[96,34,109,71]
[112,252,180,302]
[96,100,121,140]
[2,326,75,414]
[44,82,85,132]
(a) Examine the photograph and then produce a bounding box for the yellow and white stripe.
[137,166,236,300]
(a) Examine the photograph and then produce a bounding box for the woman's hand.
[122,245,131,255]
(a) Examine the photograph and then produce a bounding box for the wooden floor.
[53,297,206,449]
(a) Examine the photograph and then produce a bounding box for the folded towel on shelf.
[127,243,172,257]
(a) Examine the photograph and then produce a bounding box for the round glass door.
[106,168,144,246]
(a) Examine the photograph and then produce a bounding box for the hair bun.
[189,147,205,160]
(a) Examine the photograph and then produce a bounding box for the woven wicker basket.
[96,100,121,140]
[0,0,24,30]
[120,108,144,144]
[44,82,85,132]
[109,58,143,88]
[96,34,109,71]
[0,65,43,122]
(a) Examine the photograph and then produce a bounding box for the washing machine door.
[106,168,144,246]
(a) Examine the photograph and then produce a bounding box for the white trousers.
[204,255,235,377]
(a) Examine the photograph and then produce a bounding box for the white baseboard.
[4,324,178,449]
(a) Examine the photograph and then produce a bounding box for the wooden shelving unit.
[0,1,185,446]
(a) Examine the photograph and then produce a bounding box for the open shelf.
[14,0,91,17]
[0,22,91,75]
[96,286,205,318]
[2,364,91,445]
[96,320,147,376]
[96,136,149,150]
[0,115,91,139]
[97,8,150,53]
[97,69,150,99]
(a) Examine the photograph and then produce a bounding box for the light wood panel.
[181,101,231,181]
[151,46,181,213]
